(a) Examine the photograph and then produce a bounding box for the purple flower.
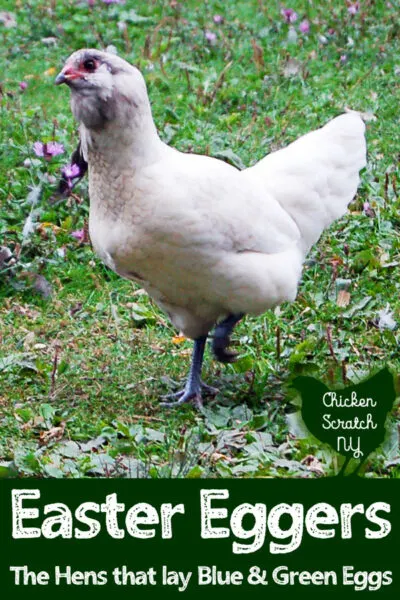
[62,163,80,179]
[33,141,64,159]
[348,2,360,15]
[33,142,45,157]
[19,81,28,91]
[61,163,81,192]
[71,229,85,242]
[46,141,64,157]
[363,202,375,217]
[340,54,348,63]
[205,30,217,44]
[281,8,298,23]
[213,14,224,24]
[299,19,310,34]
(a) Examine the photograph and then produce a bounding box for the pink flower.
[213,14,224,24]
[33,141,64,159]
[19,81,28,91]
[205,30,217,44]
[61,163,81,191]
[44,141,64,156]
[281,8,298,23]
[71,229,85,242]
[62,163,80,179]
[299,19,310,34]
[340,54,348,63]
[33,142,45,157]
[348,2,360,15]
[363,202,375,217]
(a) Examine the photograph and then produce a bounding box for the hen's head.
[56,49,148,130]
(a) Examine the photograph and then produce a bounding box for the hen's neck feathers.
[77,69,164,168]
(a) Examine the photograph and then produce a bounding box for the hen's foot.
[212,313,244,363]
[160,386,202,408]
[162,380,218,403]
[160,336,208,409]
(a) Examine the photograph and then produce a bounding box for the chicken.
[55,49,366,407]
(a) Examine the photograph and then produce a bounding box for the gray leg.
[160,336,207,408]
[212,313,244,363]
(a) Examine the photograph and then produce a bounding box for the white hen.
[55,49,366,407]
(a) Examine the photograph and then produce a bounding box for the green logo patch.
[292,368,397,477]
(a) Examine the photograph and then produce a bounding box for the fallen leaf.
[0,353,37,372]
[337,289,351,307]
[79,436,107,452]
[39,424,65,446]
[87,454,116,476]
[23,331,36,350]
[172,334,186,345]
[210,451,231,464]
[343,295,372,318]
[11,304,40,319]
[57,440,81,458]
[37,222,62,238]
[301,454,325,475]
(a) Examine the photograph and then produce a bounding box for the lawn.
[0,0,399,479]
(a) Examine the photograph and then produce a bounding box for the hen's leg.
[160,336,207,408]
[212,313,244,363]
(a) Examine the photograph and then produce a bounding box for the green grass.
[0,0,399,478]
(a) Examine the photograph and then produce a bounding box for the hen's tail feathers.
[247,112,367,254]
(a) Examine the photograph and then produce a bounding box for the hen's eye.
[83,59,96,72]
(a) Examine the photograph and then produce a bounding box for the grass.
[0,0,399,478]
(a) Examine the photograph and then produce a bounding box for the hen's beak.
[55,67,82,85]
[55,71,67,85]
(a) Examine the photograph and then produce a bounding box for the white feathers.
[22,184,42,240]
[247,112,366,253]
[63,50,367,339]
[377,305,397,331]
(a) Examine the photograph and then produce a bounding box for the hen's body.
[87,112,365,339]
[89,143,302,337]
[56,48,366,405]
